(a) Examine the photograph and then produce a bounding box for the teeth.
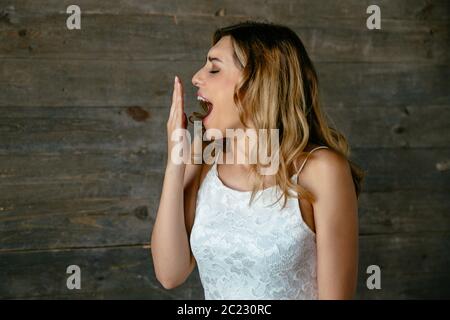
[197,96,209,103]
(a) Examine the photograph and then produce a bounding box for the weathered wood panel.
[0,197,155,252]
[350,148,449,193]
[1,60,448,108]
[0,246,204,299]
[0,106,168,154]
[329,105,450,148]
[0,149,450,206]
[0,106,449,155]
[0,190,449,252]
[317,63,450,109]
[4,0,449,21]
[0,110,449,250]
[0,233,447,299]
[357,233,450,299]
[359,272,450,299]
[1,14,447,63]
[0,0,449,299]
[358,191,450,235]
[0,170,163,205]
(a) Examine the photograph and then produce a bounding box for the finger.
[170,76,177,118]
[176,76,183,115]
[175,76,181,111]
[172,76,180,118]
[178,77,184,113]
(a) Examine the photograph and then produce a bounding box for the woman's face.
[192,36,244,136]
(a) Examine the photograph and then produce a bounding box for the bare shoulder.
[297,145,348,171]
[309,147,350,174]
[296,146,353,198]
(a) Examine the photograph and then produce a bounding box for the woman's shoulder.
[295,144,353,200]
[295,144,350,180]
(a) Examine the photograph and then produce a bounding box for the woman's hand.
[167,76,189,167]
[152,77,199,290]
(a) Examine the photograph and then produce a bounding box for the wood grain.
[0,0,448,299]
[1,14,448,63]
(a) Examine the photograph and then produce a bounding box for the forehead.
[208,36,234,61]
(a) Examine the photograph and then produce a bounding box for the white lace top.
[190,146,328,300]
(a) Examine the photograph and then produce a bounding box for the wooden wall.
[0,0,449,299]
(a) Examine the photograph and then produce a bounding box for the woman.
[151,21,364,300]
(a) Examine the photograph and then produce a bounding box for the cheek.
[214,75,240,113]
[218,78,237,104]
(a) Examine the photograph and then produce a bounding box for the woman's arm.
[310,150,359,299]
[150,76,202,289]
[151,158,203,289]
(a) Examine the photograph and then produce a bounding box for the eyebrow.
[207,55,223,63]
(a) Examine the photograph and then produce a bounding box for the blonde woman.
[151,21,364,300]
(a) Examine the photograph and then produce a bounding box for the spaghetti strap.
[295,146,329,176]
[212,145,223,166]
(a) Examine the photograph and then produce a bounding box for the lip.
[204,103,213,115]
[197,92,211,103]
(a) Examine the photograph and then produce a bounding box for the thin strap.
[213,146,223,166]
[295,146,329,176]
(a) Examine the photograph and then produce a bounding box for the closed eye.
[209,70,220,74]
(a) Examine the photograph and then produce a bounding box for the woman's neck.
[219,119,258,166]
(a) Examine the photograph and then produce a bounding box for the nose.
[191,69,203,87]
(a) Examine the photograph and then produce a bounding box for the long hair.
[189,20,365,209]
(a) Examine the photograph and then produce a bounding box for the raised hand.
[167,75,189,166]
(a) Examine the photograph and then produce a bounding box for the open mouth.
[197,96,213,119]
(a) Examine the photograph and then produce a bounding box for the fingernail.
[174,75,178,83]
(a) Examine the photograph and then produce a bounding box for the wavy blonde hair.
[189,20,365,209]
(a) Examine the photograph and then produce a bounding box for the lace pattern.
[190,152,319,300]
